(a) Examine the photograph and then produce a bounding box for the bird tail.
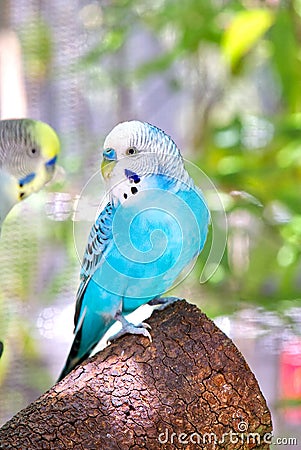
[57,306,115,382]
[57,326,89,382]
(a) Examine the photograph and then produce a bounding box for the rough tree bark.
[0,300,272,449]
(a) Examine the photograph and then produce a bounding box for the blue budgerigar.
[58,121,210,381]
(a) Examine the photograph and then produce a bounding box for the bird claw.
[107,320,152,344]
[148,296,182,311]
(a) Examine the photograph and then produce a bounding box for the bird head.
[101,120,186,186]
[0,119,60,201]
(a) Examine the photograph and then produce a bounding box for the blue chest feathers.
[91,175,209,311]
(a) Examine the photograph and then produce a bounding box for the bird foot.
[148,296,182,311]
[107,313,152,344]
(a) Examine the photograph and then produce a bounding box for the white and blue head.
[101,121,191,191]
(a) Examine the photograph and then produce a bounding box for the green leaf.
[222,9,274,69]
[80,29,125,67]
[269,9,301,112]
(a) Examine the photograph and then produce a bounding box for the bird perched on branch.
[58,120,210,381]
[0,118,60,232]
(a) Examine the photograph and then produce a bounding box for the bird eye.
[126,147,137,156]
[27,147,40,158]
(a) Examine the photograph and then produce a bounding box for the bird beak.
[101,148,117,179]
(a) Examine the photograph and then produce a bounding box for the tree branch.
[0,300,272,449]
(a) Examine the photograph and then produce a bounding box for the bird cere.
[58,120,210,381]
[0,118,60,230]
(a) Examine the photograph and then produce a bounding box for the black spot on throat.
[131,187,138,195]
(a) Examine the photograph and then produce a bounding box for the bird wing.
[74,201,114,331]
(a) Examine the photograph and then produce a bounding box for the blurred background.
[0,0,301,446]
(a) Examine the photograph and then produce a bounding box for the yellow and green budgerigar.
[0,118,60,231]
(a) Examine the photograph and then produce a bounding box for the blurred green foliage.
[19,19,53,80]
